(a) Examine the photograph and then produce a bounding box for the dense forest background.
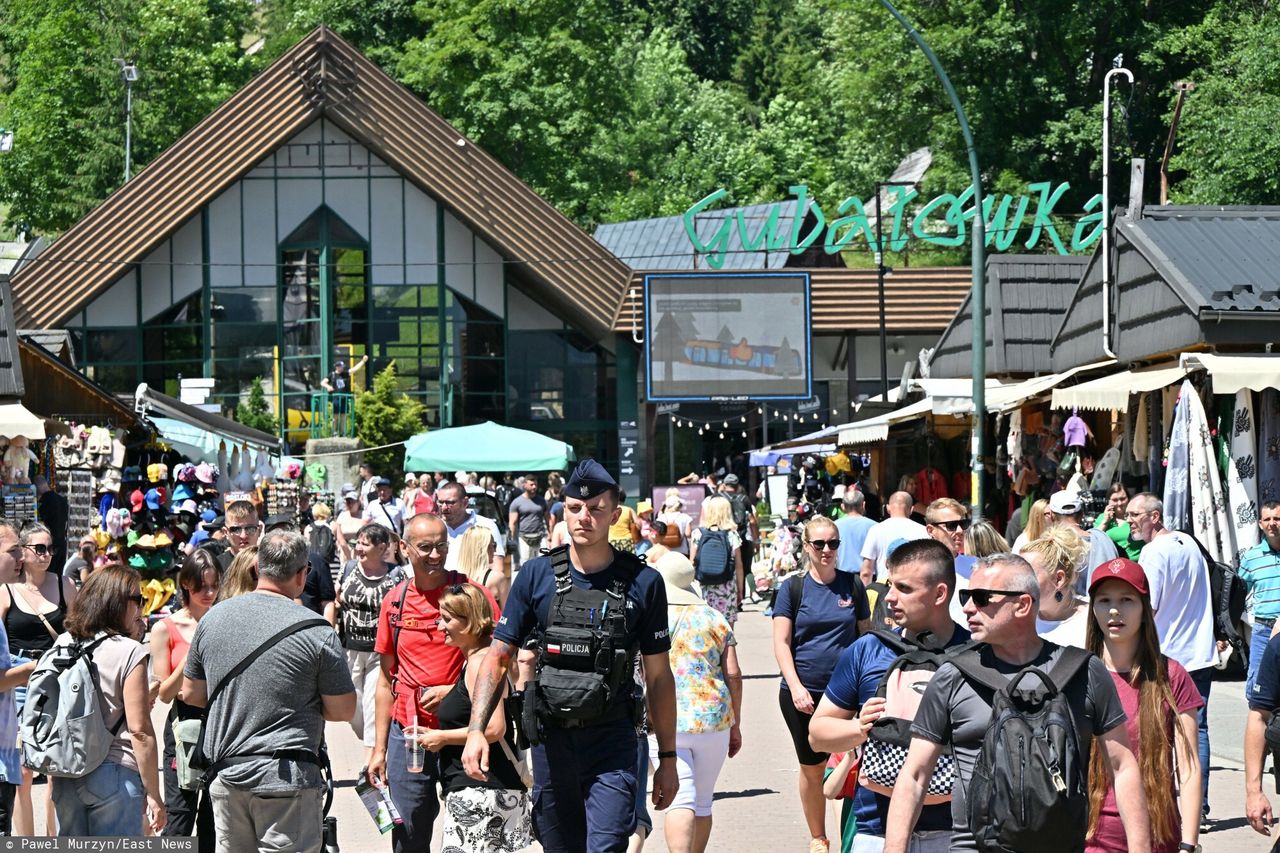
[0,0,1276,259]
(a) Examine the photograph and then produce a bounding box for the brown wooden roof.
[11,27,631,339]
[612,267,971,334]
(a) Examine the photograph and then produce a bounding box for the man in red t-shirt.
[367,513,499,853]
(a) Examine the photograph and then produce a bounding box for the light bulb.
[757,407,764,415]
[719,432,725,439]
[742,431,748,438]
[722,421,728,428]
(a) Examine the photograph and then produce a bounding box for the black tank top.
[437,663,526,794]
[5,579,67,657]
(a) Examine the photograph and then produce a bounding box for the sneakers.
[808,838,830,853]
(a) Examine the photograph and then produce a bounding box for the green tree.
[259,0,418,70]
[235,376,279,435]
[0,0,256,233]
[355,361,426,481]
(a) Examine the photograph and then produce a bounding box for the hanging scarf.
[1227,389,1260,561]
[1162,385,1190,533]
[1184,381,1232,563]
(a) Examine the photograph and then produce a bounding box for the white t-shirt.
[363,498,406,536]
[1139,532,1216,671]
[444,512,507,569]
[860,517,928,580]
[1036,599,1090,649]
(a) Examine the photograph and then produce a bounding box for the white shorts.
[647,729,730,817]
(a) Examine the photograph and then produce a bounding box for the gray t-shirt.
[509,494,548,537]
[910,642,1126,851]
[1078,529,1120,594]
[185,592,354,792]
[54,634,148,772]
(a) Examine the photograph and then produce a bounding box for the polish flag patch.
[547,644,561,655]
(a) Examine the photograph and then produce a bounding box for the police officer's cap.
[564,458,616,500]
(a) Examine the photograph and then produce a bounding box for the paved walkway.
[32,602,1274,851]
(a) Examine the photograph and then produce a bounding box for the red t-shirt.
[1086,657,1203,853]
[373,573,501,727]
[414,491,435,515]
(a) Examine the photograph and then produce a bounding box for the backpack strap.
[1042,645,1092,694]
[949,646,1011,695]
[787,572,806,646]
[548,545,573,594]
[76,633,128,735]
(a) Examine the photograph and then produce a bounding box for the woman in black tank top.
[4,523,74,659]
[419,584,531,853]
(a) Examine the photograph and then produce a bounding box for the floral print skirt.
[700,579,739,627]
[441,787,533,853]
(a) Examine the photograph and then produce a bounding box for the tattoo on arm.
[467,639,517,732]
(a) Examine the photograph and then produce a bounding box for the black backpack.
[693,528,735,585]
[950,645,1092,853]
[1190,536,1245,651]
[726,492,750,534]
[308,524,336,565]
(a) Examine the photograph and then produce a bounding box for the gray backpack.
[21,634,125,778]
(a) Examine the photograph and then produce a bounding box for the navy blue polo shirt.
[824,625,970,836]
[1251,630,1280,710]
[495,551,671,657]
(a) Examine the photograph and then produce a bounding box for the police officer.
[461,458,679,853]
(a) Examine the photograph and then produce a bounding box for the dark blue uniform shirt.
[496,550,671,656]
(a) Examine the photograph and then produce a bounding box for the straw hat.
[653,552,703,607]
[636,499,654,515]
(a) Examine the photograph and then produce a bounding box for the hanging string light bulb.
[719,432,725,439]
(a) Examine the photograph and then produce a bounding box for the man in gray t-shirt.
[882,554,1150,853]
[183,530,355,853]
[508,475,549,570]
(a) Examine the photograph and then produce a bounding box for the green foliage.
[355,362,426,481]
[235,376,279,435]
[0,0,256,233]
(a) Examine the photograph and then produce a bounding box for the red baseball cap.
[1088,557,1149,596]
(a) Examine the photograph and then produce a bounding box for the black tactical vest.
[531,546,641,729]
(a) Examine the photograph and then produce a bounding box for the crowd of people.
[3,455,1280,853]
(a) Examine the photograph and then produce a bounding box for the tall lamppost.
[115,59,138,182]
[876,0,987,518]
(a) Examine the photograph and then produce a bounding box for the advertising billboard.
[645,272,811,402]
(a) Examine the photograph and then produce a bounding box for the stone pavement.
[30,603,1274,851]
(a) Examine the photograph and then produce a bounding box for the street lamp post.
[874,180,917,401]
[876,0,987,518]
[115,59,138,182]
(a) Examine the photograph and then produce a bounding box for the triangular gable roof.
[11,27,630,339]
[593,200,805,271]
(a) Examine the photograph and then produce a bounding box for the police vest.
[532,546,641,728]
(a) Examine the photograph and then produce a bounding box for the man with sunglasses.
[435,482,506,575]
[884,554,1148,853]
[809,539,969,853]
[860,492,928,586]
[460,458,678,853]
[367,513,499,853]
[216,500,263,572]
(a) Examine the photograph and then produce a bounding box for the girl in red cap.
[1085,558,1203,853]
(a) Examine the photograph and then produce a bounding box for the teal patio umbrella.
[403,421,576,473]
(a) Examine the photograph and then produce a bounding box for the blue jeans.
[387,721,441,853]
[1190,667,1212,817]
[1248,622,1274,700]
[52,760,144,837]
[531,719,638,853]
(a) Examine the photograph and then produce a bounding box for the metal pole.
[876,0,986,518]
[875,184,889,400]
[1101,65,1132,360]
[667,414,675,483]
[124,78,133,182]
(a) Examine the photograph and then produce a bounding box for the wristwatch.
[1177,843,1201,853]
[657,750,676,760]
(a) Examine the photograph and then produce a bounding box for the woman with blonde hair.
[418,583,531,853]
[1022,525,1090,647]
[217,547,259,602]
[962,520,1010,558]
[454,525,509,607]
[688,496,745,627]
[1011,497,1052,553]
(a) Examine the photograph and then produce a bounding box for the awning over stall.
[837,397,935,446]
[936,361,1116,415]
[0,402,45,439]
[134,384,281,451]
[1050,362,1184,411]
[1179,353,1280,394]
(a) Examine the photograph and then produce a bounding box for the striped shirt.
[1239,539,1280,621]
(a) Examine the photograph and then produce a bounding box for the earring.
[1054,590,1064,603]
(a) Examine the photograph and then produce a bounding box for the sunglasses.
[807,539,841,551]
[23,544,51,556]
[447,584,467,595]
[413,541,449,554]
[227,524,258,536]
[958,588,1025,608]
[929,518,972,532]
[131,594,146,607]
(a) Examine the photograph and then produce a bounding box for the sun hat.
[653,552,703,607]
[636,499,653,515]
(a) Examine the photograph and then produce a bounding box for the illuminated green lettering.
[1023,181,1070,254]
[883,186,919,252]
[824,195,871,254]
[982,193,1031,251]
[787,186,826,254]
[683,189,733,269]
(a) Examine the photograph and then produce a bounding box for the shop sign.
[683,183,1103,270]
